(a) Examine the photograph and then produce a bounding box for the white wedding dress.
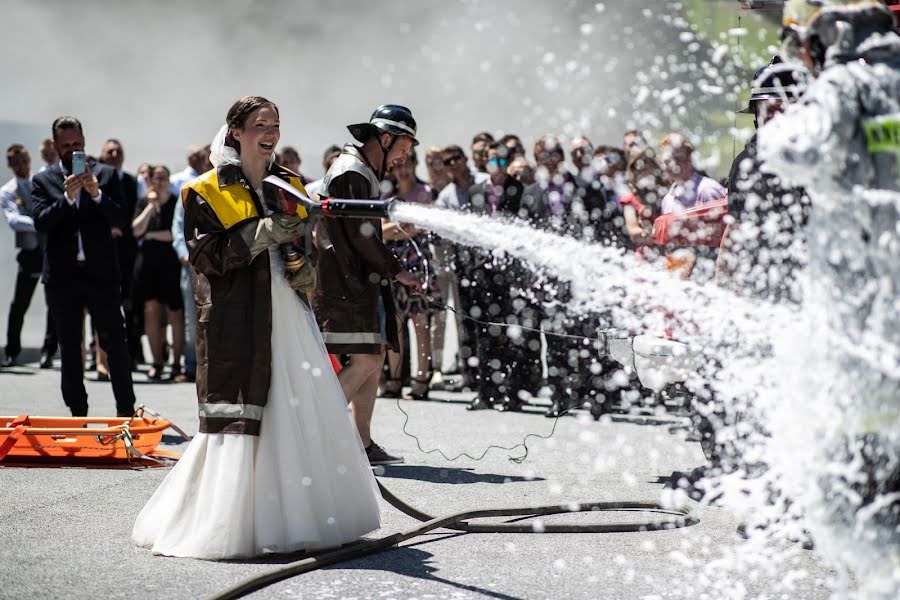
[132,249,381,559]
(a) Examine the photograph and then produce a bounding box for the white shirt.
[169,166,199,196]
[60,160,102,261]
[0,176,36,233]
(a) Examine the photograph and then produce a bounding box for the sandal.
[168,363,182,382]
[381,378,403,399]
[405,376,431,401]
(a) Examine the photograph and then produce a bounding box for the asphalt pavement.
[0,223,845,599]
[0,354,845,600]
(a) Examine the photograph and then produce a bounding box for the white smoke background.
[0,0,772,176]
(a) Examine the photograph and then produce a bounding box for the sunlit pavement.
[0,357,843,600]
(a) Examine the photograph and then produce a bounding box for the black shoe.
[117,408,135,418]
[498,400,524,412]
[380,379,403,399]
[2,355,17,368]
[366,441,404,465]
[39,352,54,369]
[545,400,575,418]
[466,397,494,411]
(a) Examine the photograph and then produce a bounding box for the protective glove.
[284,258,317,295]
[239,213,304,260]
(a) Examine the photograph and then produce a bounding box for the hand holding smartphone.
[71,151,86,176]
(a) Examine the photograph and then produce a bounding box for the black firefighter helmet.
[348,104,420,146]
[738,57,808,114]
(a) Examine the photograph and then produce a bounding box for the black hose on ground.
[208,479,697,600]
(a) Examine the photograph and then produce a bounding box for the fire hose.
[208,481,696,600]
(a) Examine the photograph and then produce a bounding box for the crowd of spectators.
[1,116,731,417]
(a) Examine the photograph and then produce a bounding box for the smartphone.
[71,151,86,176]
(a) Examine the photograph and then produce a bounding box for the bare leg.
[382,316,404,395]
[144,300,164,375]
[338,350,384,447]
[167,308,185,370]
[95,339,109,378]
[409,313,432,398]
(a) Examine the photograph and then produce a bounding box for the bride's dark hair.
[225,96,279,153]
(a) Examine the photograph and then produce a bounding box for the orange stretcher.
[0,408,187,463]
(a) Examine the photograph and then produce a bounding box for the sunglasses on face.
[487,158,509,167]
[443,155,465,166]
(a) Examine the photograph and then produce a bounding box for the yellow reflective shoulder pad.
[185,171,259,229]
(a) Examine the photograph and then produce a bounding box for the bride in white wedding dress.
[132,96,381,559]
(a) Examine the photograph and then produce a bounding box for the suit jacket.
[526,172,623,245]
[461,176,527,282]
[115,170,139,268]
[31,161,125,287]
[467,175,525,219]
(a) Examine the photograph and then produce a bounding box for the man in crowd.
[464,141,531,411]
[170,143,212,384]
[593,145,628,206]
[658,134,726,215]
[499,134,526,160]
[435,145,479,385]
[31,117,135,417]
[314,104,422,465]
[470,132,493,179]
[1,144,57,368]
[507,155,535,186]
[623,128,649,161]
[169,144,211,193]
[303,144,342,199]
[530,135,618,417]
[569,136,594,179]
[99,138,140,368]
[277,146,309,184]
[38,138,58,172]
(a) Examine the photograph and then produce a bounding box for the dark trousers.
[116,239,141,364]
[47,274,135,416]
[467,261,540,405]
[5,248,57,359]
[541,282,603,406]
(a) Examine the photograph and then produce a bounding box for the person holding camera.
[30,116,136,417]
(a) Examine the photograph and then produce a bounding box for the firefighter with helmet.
[313,104,423,466]
[757,1,900,596]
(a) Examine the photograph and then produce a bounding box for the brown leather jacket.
[314,145,401,354]
[184,163,309,435]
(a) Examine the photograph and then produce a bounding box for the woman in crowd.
[133,96,380,559]
[131,165,185,380]
[620,149,667,249]
[381,149,439,400]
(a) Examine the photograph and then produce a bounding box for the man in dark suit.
[463,141,539,412]
[99,139,141,367]
[31,117,136,417]
[530,136,622,418]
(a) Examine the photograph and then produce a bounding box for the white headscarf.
[209,124,241,168]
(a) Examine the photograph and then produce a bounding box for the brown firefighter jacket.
[313,145,402,355]
[183,163,309,435]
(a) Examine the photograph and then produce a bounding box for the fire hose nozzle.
[264,175,400,220]
[319,197,398,219]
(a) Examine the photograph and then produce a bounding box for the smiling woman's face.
[233,104,280,162]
